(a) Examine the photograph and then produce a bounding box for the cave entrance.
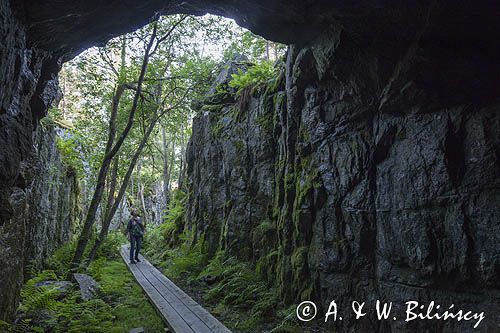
[54,13,285,229]
[8,12,290,332]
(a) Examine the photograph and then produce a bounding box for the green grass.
[88,258,165,332]
[6,233,165,333]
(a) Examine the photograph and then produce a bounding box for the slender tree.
[70,23,158,271]
[86,89,189,260]
[86,154,119,261]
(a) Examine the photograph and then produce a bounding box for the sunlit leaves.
[58,14,285,203]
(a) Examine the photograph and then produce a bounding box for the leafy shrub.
[95,231,126,260]
[144,189,187,261]
[56,136,83,175]
[46,241,77,277]
[164,235,208,281]
[229,61,276,94]
[143,222,173,263]
[198,253,281,330]
[164,190,186,231]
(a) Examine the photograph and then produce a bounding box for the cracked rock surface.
[1,1,499,329]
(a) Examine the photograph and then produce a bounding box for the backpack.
[130,219,144,237]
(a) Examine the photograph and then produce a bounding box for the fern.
[13,237,164,332]
[10,319,44,333]
[19,275,62,313]
[198,251,225,279]
[200,255,281,329]
[228,61,276,95]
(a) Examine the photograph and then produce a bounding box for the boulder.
[73,273,100,301]
[35,280,73,299]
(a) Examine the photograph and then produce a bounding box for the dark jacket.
[126,217,144,237]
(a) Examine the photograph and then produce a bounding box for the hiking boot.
[135,257,141,262]
[130,259,136,264]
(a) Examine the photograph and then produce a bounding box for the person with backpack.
[126,210,145,264]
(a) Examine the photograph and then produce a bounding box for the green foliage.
[19,274,61,313]
[86,259,164,332]
[255,111,274,133]
[210,121,224,138]
[145,226,208,282]
[143,222,174,264]
[143,205,292,333]
[0,318,44,333]
[146,232,284,331]
[145,197,207,278]
[95,232,127,260]
[39,115,56,129]
[199,255,281,330]
[222,30,286,62]
[15,270,117,332]
[269,305,303,333]
[46,240,77,277]
[229,61,277,94]
[144,189,187,262]
[163,232,208,282]
[164,190,187,232]
[56,136,83,175]
[10,233,164,332]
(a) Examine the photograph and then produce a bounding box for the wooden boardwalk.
[120,246,231,333]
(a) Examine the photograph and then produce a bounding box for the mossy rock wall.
[0,123,79,321]
[188,28,500,331]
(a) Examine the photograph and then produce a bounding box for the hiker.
[127,210,145,264]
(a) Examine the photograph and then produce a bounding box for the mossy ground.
[1,233,165,333]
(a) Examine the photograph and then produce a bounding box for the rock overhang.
[13,1,498,60]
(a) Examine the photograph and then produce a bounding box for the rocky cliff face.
[1,1,70,321]
[2,0,500,329]
[0,3,78,314]
[186,36,500,331]
[25,126,79,268]
[0,120,79,321]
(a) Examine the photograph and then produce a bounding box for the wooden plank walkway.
[120,245,231,333]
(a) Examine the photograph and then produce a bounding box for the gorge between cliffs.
[1,1,499,332]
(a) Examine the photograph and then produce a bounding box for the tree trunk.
[140,182,147,227]
[87,154,119,262]
[70,25,157,271]
[178,123,187,187]
[136,159,142,204]
[167,139,175,189]
[88,111,162,259]
[137,158,148,226]
[162,126,170,208]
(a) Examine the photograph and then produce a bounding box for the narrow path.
[120,245,231,333]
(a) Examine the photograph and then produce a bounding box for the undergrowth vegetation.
[229,61,276,95]
[143,191,303,332]
[56,136,83,175]
[1,233,164,333]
